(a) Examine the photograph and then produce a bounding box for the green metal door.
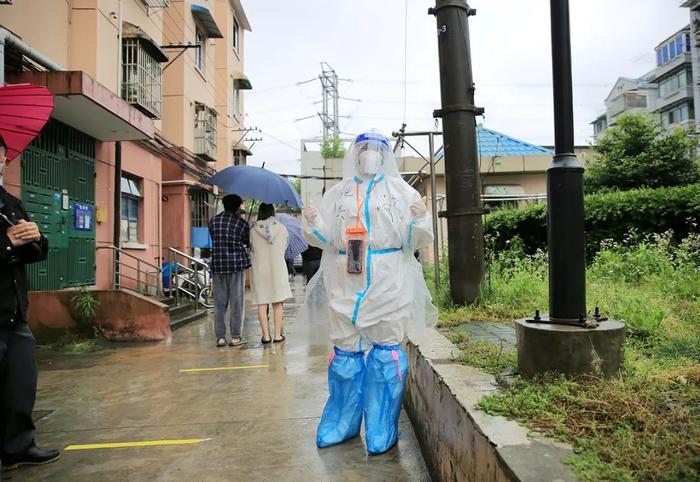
[21,120,96,290]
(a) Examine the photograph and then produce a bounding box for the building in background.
[299,138,345,206]
[682,1,700,131]
[160,0,252,257]
[0,0,251,335]
[592,24,694,139]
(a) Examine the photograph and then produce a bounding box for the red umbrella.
[0,84,54,161]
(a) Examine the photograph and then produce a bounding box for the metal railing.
[98,245,163,297]
[166,247,211,310]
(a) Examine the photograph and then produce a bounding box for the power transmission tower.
[319,62,339,140]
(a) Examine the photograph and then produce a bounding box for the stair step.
[170,308,209,331]
[168,301,196,318]
[160,296,176,307]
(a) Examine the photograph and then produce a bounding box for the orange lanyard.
[355,181,377,228]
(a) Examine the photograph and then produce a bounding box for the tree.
[291,178,301,194]
[320,136,346,160]
[585,113,700,192]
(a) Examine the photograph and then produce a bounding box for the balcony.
[121,24,168,119]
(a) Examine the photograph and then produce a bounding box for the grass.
[38,329,105,354]
[432,232,700,481]
[447,331,516,377]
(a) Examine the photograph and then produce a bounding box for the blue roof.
[436,127,553,159]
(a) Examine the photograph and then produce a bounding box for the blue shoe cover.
[316,347,366,448]
[363,344,408,455]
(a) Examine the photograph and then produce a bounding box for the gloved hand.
[410,197,428,218]
[303,202,319,223]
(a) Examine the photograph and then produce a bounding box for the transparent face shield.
[341,130,399,181]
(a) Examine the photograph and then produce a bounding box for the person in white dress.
[250,203,293,344]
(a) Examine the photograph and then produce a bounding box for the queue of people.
[208,197,299,348]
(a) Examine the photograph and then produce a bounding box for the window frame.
[232,149,245,166]
[231,81,240,119]
[120,175,143,244]
[233,16,240,52]
[195,28,205,71]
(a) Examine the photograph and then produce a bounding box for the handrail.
[97,245,163,297]
[166,247,211,310]
[97,245,161,271]
[167,247,209,270]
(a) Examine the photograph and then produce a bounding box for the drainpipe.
[114,141,122,288]
[0,28,64,84]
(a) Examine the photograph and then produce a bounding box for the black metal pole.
[547,0,587,323]
[429,0,484,305]
[113,141,122,286]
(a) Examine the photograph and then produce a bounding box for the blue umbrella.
[277,213,308,259]
[206,165,303,208]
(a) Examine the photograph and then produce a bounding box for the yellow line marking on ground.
[64,438,211,451]
[179,364,269,373]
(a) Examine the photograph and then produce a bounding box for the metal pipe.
[114,141,122,288]
[0,27,64,84]
[429,0,485,305]
[547,0,587,323]
[428,133,440,293]
[392,131,442,137]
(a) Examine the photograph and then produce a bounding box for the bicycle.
[171,258,214,309]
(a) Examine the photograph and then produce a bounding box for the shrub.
[484,184,700,258]
[70,287,100,336]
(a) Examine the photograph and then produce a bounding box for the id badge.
[345,226,367,274]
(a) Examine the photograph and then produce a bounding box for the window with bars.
[190,189,214,227]
[233,149,245,166]
[121,175,143,243]
[122,38,163,119]
[195,103,217,162]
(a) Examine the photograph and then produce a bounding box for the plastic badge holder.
[345,226,366,274]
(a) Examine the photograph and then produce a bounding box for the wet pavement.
[7,276,430,481]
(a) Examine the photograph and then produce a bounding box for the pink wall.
[161,162,201,258]
[94,140,163,290]
[161,182,194,257]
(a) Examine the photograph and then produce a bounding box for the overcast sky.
[241,0,689,174]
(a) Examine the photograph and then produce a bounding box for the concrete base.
[27,289,171,342]
[515,318,625,378]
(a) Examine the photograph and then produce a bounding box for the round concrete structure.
[515,318,625,378]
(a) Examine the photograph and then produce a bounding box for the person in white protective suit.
[300,130,437,455]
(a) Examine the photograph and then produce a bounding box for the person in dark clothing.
[301,245,322,283]
[208,194,251,347]
[0,136,59,470]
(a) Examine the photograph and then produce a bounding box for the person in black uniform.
[0,135,59,471]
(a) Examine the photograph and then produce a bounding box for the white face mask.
[357,150,383,176]
[0,162,4,187]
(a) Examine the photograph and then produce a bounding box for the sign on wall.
[74,203,94,231]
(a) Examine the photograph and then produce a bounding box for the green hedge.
[484,184,700,256]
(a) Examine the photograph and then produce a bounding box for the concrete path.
[7,276,430,481]
[453,321,516,351]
